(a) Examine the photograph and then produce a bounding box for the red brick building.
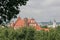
[10,17,49,31]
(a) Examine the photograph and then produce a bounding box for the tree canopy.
[0,0,28,24]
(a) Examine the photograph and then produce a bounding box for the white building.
[53,19,56,28]
[47,19,57,28]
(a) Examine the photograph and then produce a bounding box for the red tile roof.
[11,17,49,31]
[13,17,25,28]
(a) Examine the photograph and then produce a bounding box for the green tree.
[0,0,28,24]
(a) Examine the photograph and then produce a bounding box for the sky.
[18,0,60,22]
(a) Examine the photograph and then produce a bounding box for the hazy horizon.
[18,0,60,22]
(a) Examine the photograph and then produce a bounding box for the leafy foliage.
[42,26,48,28]
[0,0,28,24]
[0,26,60,40]
[0,27,35,40]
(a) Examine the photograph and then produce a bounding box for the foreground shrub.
[34,28,60,40]
[0,26,35,40]
[0,26,60,40]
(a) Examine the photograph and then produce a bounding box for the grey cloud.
[19,0,60,22]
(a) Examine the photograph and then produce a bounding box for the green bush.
[0,26,35,40]
[41,26,48,28]
[0,26,60,40]
[34,28,60,40]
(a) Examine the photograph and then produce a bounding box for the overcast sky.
[18,0,60,22]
